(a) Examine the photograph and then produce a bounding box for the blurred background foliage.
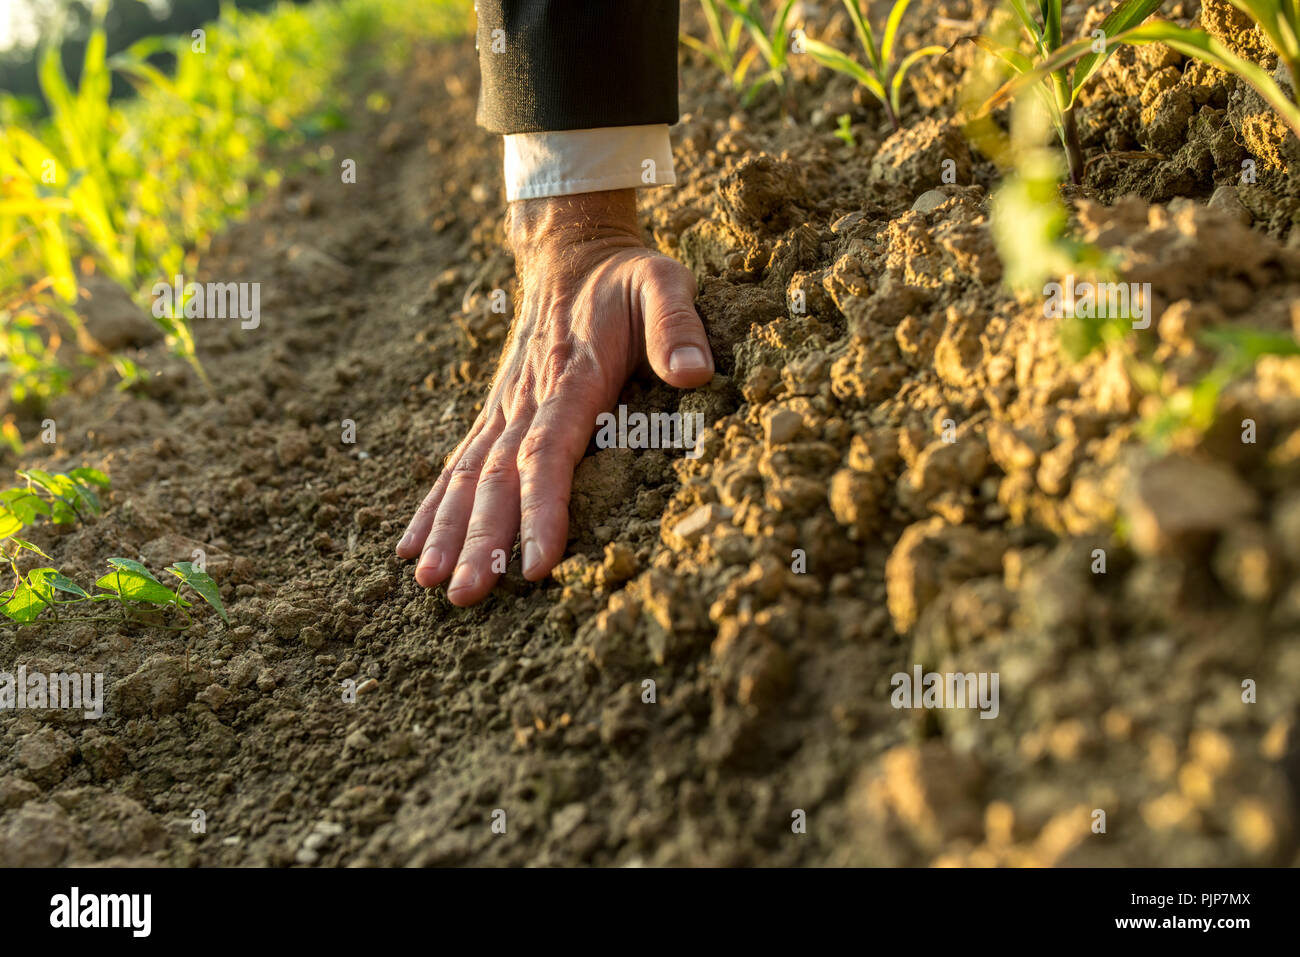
[0,1,310,108]
[0,0,468,416]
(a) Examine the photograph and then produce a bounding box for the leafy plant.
[681,0,798,105]
[0,466,110,539]
[801,0,946,130]
[2,546,228,628]
[974,0,1164,184]
[681,0,758,95]
[0,463,227,627]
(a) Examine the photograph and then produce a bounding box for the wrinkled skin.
[396,189,714,605]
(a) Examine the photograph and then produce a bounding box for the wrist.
[507,189,643,256]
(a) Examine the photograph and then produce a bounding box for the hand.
[395,188,714,605]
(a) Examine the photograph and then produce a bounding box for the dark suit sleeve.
[475,1,680,134]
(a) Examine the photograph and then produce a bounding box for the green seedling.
[2,548,227,628]
[681,0,797,105]
[0,464,227,628]
[681,0,758,94]
[834,112,857,146]
[801,0,946,130]
[974,0,1163,184]
[0,466,110,538]
[982,1,1300,182]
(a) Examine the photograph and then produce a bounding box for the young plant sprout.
[982,0,1300,184]
[834,112,857,146]
[3,547,228,628]
[801,0,946,130]
[0,466,110,536]
[975,0,1163,185]
[0,466,227,628]
[681,0,798,105]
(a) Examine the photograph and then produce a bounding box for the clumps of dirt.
[870,117,973,197]
[1077,2,1300,217]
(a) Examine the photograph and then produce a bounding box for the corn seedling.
[971,0,1162,184]
[981,1,1300,183]
[801,0,946,130]
[681,0,797,105]
[681,0,758,94]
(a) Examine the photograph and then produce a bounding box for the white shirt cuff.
[502,124,677,202]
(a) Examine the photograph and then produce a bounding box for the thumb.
[638,255,714,388]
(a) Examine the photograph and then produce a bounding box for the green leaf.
[1042,0,1062,51]
[16,469,84,521]
[68,467,110,488]
[25,566,88,601]
[841,0,883,73]
[1006,0,1047,50]
[48,571,89,599]
[890,44,946,117]
[0,511,22,540]
[70,482,101,514]
[881,0,916,67]
[167,561,229,624]
[97,558,189,606]
[1072,0,1166,97]
[104,557,153,577]
[982,33,1102,113]
[2,580,45,622]
[0,488,50,525]
[1201,326,1300,363]
[9,538,51,559]
[803,37,886,98]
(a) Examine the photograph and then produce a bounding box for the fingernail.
[669,345,709,374]
[397,531,414,552]
[449,563,478,595]
[417,547,441,576]
[523,540,541,576]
